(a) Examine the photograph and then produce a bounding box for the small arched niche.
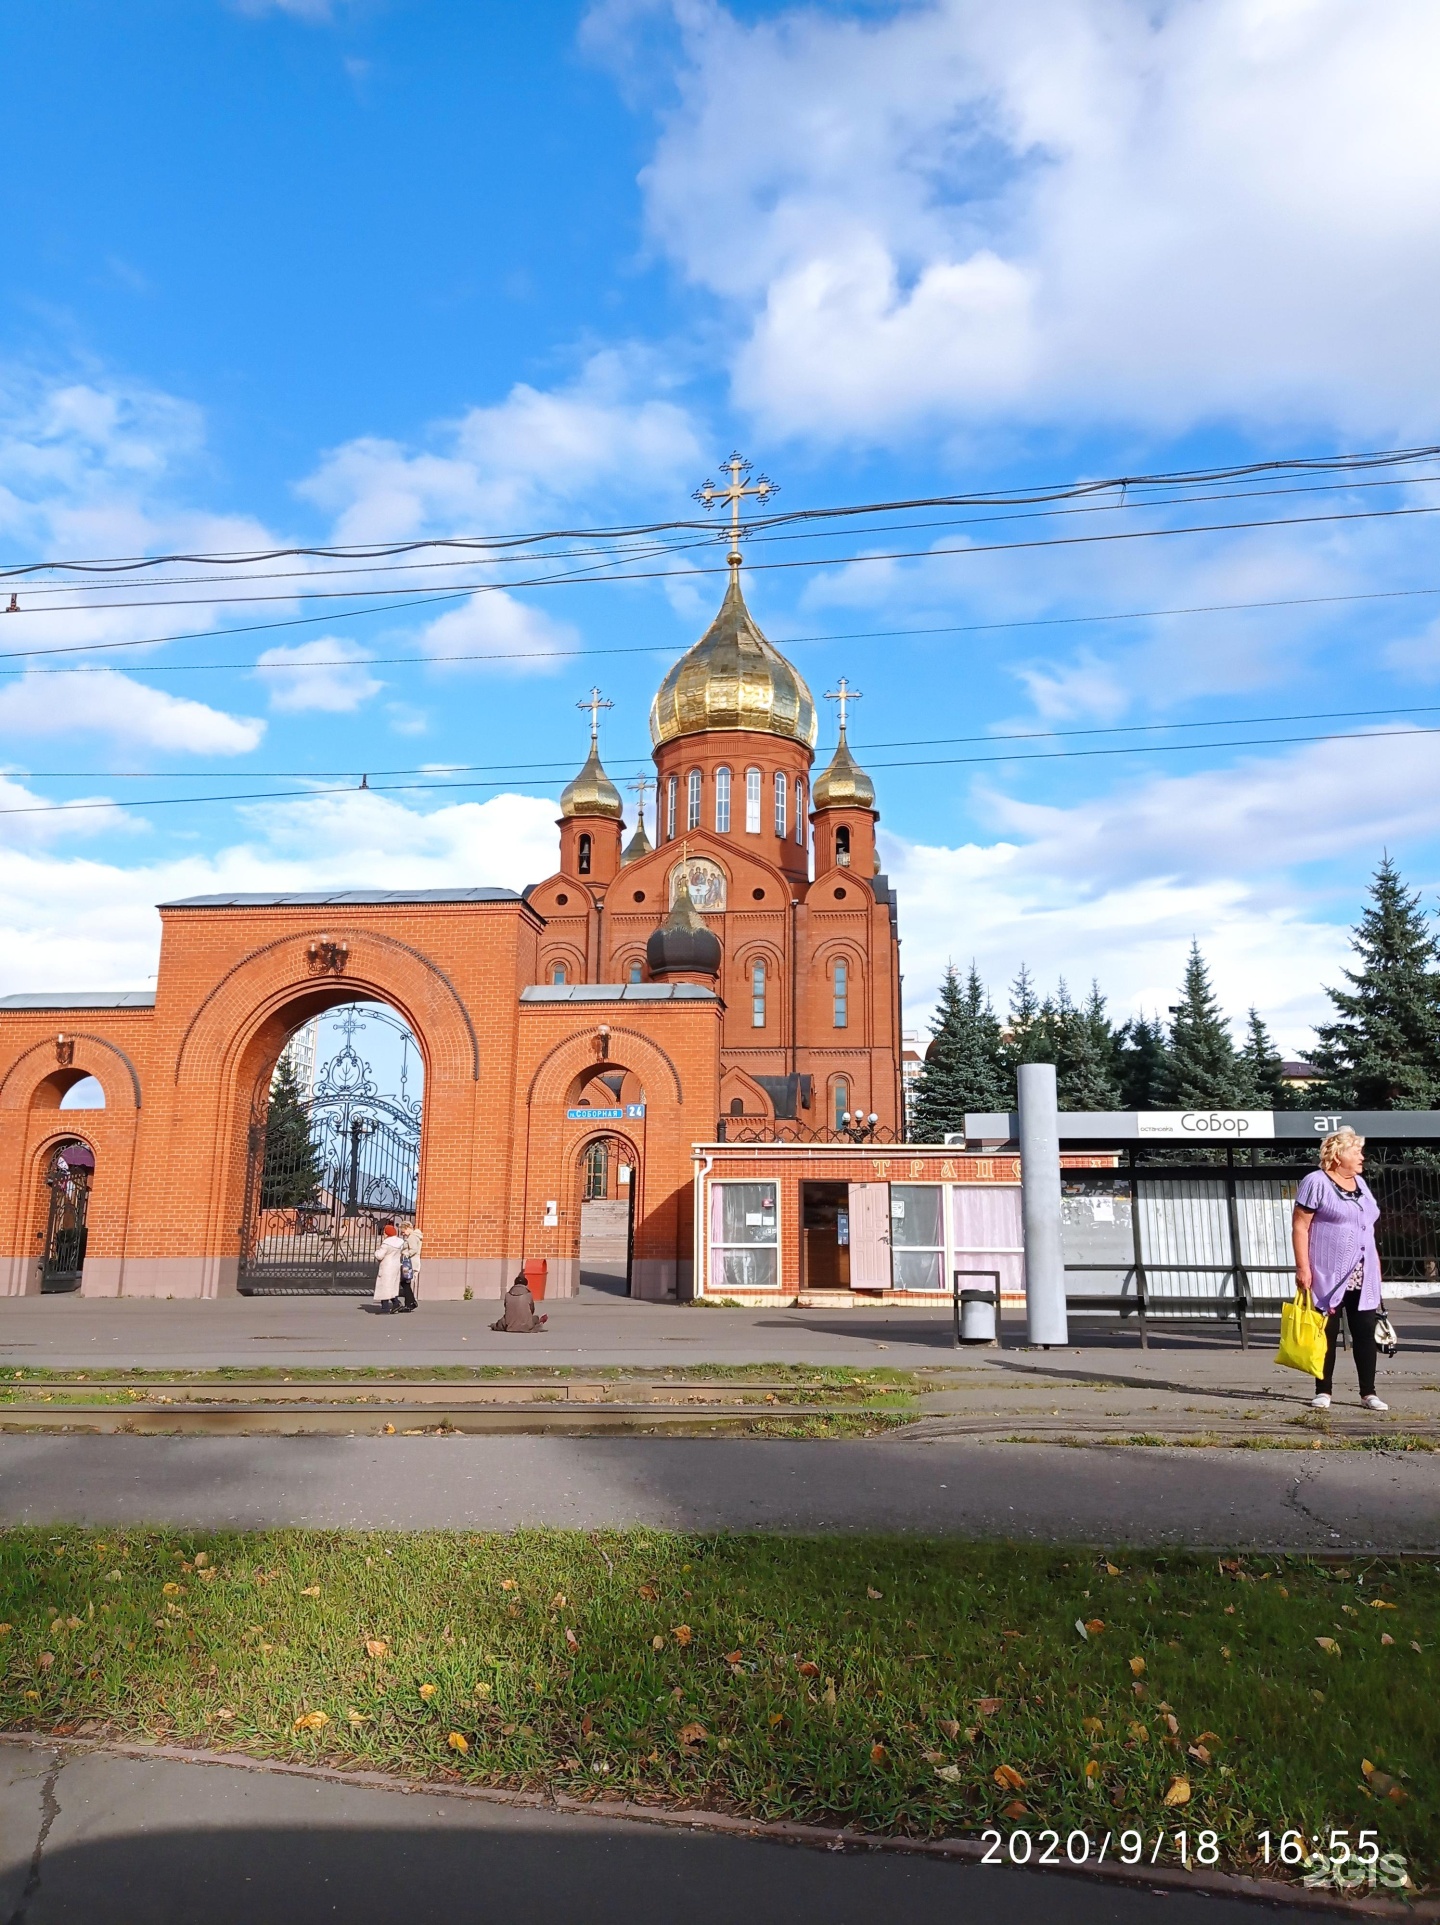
[33,1069,105,1111]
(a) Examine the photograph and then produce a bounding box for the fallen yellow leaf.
[938,1718,961,1740]
[768,1712,785,1728]
[162,1582,182,1597]
[194,1553,209,1569]
[975,1697,1001,1717]
[1082,1716,1104,1735]
[870,1742,888,1764]
[1164,1777,1191,1807]
[293,1711,328,1731]
[1128,1722,1149,1743]
[937,1764,962,1784]
[550,1594,567,1609]
[797,1660,820,1677]
[822,1680,837,1708]
[1002,1800,1028,1819]
[866,1588,883,1600]
[38,1652,53,1670]
[993,1764,1024,1790]
[1316,1636,1340,1656]
[638,1583,659,1601]
[1382,1633,1395,1646]
[1129,1656,1146,1676]
[300,1585,321,1598]
[923,1748,944,1765]
[1164,1714,1179,1736]
[419,1683,437,1700]
[474,1681,492,1699]
[677,1722,707,1745]
[1188,1744,1211,1765]
[1105,1563,1121,1576]
[1085,1618,1105,1634]
[365,1638,389,1660]
[1369,1599,1398,1610]
[1084,1760,1101,1779]
[565,1628,579,1649]
[382,1423,395,1434]
[448,1731,470,1754]
[0,1624,10,1638]
[652,1635,666,1652]
[501,1579,516,1591]
[673,1625,692,1646]
[348,1709,367,1726]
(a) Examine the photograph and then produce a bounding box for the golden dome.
[812,726,876,810]
[560,741,623,819]
[649,571,818,749]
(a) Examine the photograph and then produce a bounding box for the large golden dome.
[649,572,818,749]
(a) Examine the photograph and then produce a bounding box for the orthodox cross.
[626,773,654,836]
[824,677,862,737]
[577,685,613,745]
[693,453,779,573]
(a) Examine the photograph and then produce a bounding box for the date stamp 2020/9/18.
[978,1827,1413,1890]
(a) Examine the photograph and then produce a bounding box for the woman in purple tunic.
[1291,1128,1387,1411]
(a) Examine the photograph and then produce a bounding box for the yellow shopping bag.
[1275,1287,1329,1377]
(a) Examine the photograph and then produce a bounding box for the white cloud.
[0,772,133,849]
[0,789,563,996]
[255,637,383,713]
[415,591,580,675]
[0,670,263,755]
[608,0,1440,441]
[299,350,703,544]
[230,0,337,19]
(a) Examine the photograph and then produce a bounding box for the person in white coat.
[371,1221,405,1313]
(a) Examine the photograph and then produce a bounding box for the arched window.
[714,766,731,833]
[745,767,761,833]
[628,959,643,983]
[577,832,592,876]
[751,959,766,1029]
[773,770,787,838]
[729,1096,745,1116]
[832,1078,850,1129]
[835,824,851,865]
[551,963,568,986]
[687,769,702,832]
[584,1140,609,1200]
[794,777,806,843]
[832,959,849,1029]
[666,774,678,840]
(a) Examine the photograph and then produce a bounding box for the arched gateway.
[0,525,904,1302]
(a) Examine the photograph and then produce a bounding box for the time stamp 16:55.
[978,1827,1412,1890]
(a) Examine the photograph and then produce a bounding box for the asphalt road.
[1,1434,1435,1547]
[0,1742,1312,1925]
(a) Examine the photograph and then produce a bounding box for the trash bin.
[956,1283,997,1344]
[522,1257,548,1302]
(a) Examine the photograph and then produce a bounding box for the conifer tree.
[1116,1014,1170,1110]
[1055,981,1121,1109]
[1162,942,1251,1107]
[261,1052,323,1208]
[1239,1008,1290,1110]
[1003,964,1049,1072]
[1312,855,1440,1108]
[909,963,1010,1141]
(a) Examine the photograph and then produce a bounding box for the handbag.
[1374,1307,1399,1358]
[1276,1286,1329,1377]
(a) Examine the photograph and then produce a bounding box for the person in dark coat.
[492,1274,548,1333]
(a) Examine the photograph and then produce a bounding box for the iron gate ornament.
[239,1005,422,1295]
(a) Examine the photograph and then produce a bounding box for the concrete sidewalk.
[0,1740,1316,1924]
[1,1433,1435,1547]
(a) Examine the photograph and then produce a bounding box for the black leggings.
[1316,1295,1379,1397]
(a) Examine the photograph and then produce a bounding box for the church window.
[751,960,766,1029]
[833,960,849,1028]
[687,769,702,832]
[666,775,678,841]
[584,1140,609,1200]
[577,833,592,876]
[794,778,805,843]
[773,771,786,838]
[835,824,851,865]
[745,767,761,833]
[628,960,643,983]
[551,963,568,986]
[832,1078,850,1129]
[729,1097,744,1116]
[714,766,731,833]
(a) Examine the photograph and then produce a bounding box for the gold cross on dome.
[577,685,613,744]
[626,774,654,833]
[693,453,779,571]
[824,677,862,735]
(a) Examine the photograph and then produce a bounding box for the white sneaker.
[1311,1393,1331,1410]
[1361,1394,1389,1412]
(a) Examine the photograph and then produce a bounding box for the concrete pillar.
[1018,1062,1068,1347]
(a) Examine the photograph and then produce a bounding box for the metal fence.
[1062,1149,1440,1346]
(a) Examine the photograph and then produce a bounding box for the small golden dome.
[812,727,876,810]
[620,817,653,864]
[560,742,623,819]
[649,571,818,749]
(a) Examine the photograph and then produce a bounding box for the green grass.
[0,1365,931,1386]
[1,1532,1434,1883]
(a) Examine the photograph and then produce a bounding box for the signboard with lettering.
[962,1109,1440,1142]
[566,1104,645,1121]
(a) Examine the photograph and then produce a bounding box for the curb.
[0,1731,1430,1917]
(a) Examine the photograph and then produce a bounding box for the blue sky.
[3,0,1440,1050]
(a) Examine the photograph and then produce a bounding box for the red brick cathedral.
[0,551,903,1303]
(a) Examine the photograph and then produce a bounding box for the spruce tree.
[1162,942,1252,1107]
[261,1052,323,1208]
[1116,1014,1170,1110]
[909,963,1010,1141]
[1003,964,1049,1073]
[1312,855,1440,1108]
[1239,1008,1290,1110]
[1055,981,1121,1109]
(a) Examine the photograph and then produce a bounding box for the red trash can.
[522,1258,548,1302]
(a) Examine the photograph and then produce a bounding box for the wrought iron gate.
[40,1142,92,1293]
[239,1007,422,1296]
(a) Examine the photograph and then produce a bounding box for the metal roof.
[520,983,718,1003]
[160,889,520,908]
[0,992,156,1010]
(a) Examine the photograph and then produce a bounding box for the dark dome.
[646,873,721,979]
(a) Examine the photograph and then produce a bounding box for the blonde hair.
[1319,1126,1365,1172]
